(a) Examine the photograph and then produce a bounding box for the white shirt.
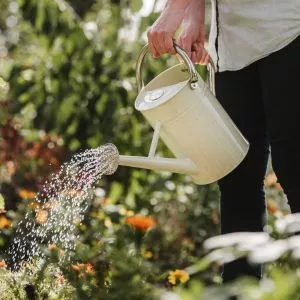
[208,0,300,72]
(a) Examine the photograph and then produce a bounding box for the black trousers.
[215,35,300,282]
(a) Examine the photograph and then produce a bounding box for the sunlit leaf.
[0,194,5,211]
[130,0,143,13]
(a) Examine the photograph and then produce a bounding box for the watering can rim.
[134,64,190,112]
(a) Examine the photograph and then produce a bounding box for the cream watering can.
[117,43,249,185]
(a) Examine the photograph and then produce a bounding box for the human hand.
[147,2,187,58]
[178,23,209,65]
[177,0,209,65]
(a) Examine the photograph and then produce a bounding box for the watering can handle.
[136,42,216,95]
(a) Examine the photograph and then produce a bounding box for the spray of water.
[7,143,119,269]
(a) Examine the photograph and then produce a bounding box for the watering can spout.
[118,155,199,175]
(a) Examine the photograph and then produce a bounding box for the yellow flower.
[29,201,40,210]
[118,208,127,215]
[168,269,190,285]
[126,210,135,217]
[104,217,112,228]
[36,209,48,224]
[141,248,153,259]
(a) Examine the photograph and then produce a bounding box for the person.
[147,0,300,282]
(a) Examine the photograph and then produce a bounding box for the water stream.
[7,143,119,269]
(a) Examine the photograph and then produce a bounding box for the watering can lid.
[135,80,188,111]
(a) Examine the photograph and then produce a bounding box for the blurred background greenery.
[0,0,294,299]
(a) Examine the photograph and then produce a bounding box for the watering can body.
[118,44,249,185]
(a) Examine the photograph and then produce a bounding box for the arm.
[179,0,209,64]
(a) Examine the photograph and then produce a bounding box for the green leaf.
[56,94,79,126]
[35,0,45,31]
[130,0,143,13]
[108,181,124,204]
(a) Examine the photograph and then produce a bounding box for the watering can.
[117,43,249,185]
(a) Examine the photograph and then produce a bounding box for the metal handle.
[136,42,215,94]
[207,59,216,96]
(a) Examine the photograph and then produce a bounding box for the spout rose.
[100,143,119,175]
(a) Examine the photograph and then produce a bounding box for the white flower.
[249,240,288,264]
[204,232,270,250]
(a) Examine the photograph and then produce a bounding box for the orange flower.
[85,263,95,274]
[71,263,85,271]
[0,216,11,229]
[18,189,37,200]
[36,209,48,224]
[274,182,283,192]
[264,172,277,187]
[48,244,57,251]
[267,198,278,215]
[55,273,64,284]
[125,216,156,232]
[168,269,190,285]
[0,260,7,268]
[71,263,95,276]
[264,173,283,192]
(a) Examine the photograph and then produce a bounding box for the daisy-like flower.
[125,215,156,232]
[168,269,190,285]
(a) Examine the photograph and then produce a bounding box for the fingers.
[147,28,176,58]
[147,29,160,58]
[178,35,192,59]
[147,26,210,64]
[191,42,210,65]
[191,43,203,63]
